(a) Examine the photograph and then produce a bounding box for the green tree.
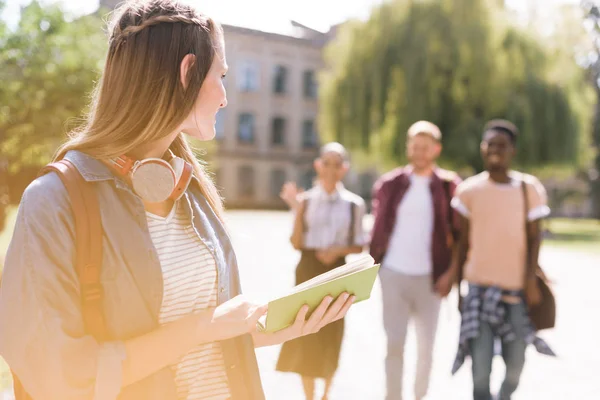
[320,0,588,174]
[582,0,600,219]
[0,1,106,174]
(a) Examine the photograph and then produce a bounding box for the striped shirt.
[147,199,230,400]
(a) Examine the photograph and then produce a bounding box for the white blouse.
[300,184,367,250]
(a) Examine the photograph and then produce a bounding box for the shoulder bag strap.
[348,201,357,247]
[521,179,535,285]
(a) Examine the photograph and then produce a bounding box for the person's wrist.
[206,305,247,341]
[193,309,223,345]
[251,331,268,347]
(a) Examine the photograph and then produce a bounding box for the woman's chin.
[181,125,216,142]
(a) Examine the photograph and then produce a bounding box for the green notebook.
[257,255,380,333]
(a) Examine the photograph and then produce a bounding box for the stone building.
[98,1,374,209]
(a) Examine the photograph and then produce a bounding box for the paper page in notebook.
[288,255,375,294]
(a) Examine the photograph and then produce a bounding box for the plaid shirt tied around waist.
[452,284,556,374]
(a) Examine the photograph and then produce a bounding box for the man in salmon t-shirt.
[449,119,555,400]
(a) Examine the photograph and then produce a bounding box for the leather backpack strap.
[40,160,108,341]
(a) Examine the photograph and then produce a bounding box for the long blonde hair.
[56,0,224,218]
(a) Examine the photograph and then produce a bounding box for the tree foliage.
[581,0,600,219]
[0,1,106,172]
[320,0,590,173]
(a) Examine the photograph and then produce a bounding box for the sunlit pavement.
[227,210,600,400]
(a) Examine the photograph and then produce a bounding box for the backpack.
[11,159,107,399]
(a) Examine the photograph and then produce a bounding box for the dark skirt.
[275,250,345,379]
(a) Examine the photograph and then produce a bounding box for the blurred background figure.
[451,120,555,400]
[369,121,461,400]
[275,142,367,400]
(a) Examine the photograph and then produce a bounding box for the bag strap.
[442,179,464,310]
[301,197,310,234]
[521,179,535,285]
[39,160,108,341]
[347,201,357,247]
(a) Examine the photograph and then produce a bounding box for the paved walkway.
[226,211,600,400]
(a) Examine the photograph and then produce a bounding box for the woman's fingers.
[275,293,356,341]
[320,293,349,324]
[333,295,355,321]
[314,293,353,331]
[303,296,333,334]
[305,293,354,334]
[294,305,310,325]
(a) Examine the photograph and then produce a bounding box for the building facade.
[213,24,327,208]
[98,1,374,209]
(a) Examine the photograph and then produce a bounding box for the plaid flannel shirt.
[452,284,556,374]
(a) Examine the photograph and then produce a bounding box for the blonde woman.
[0,1,354,399]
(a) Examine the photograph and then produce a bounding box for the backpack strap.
[12,161,107,400]
[301,197,310,234]
[521,179,537,283]
[39,159,108,341]
[347,201,357,247]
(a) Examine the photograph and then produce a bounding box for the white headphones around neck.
[109,152,193,203]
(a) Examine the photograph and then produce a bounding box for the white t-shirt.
[382,174,434,275]
[147,199,230,400]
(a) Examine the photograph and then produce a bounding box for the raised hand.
[280,182,303,210]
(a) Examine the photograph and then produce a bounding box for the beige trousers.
[380,267,441,400]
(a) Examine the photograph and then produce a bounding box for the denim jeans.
[469,302,528,400]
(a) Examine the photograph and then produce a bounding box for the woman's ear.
[180,54,196,89]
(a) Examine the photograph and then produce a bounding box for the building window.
[237,60,260,92]
[271,117,286,146]
[273,65,288,94]
[303,70,317,99]
[238,166,255,198]
[238,113,255,143]
[215,110,225,140]
[302,119,318,149]
[270,168,286,199]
